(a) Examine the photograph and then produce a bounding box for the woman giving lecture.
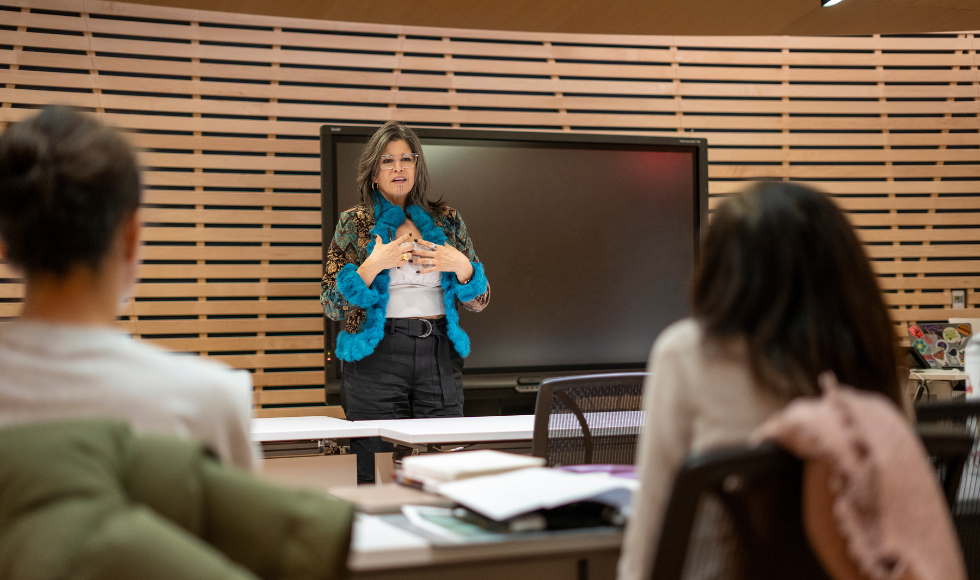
[321,121,490,483]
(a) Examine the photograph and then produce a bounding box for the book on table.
[389,465,639,543]
[397,449,545,490]
[329,483,454,514]
[434,466,637,523]
[393,450,637,541]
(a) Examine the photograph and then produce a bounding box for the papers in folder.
[399,449,545,488]
[436,467,638,522]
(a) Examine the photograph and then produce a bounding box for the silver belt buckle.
[419,319,432,338]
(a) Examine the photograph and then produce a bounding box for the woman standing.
[321,121,489,483]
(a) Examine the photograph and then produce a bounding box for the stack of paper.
[398,449,545,489]
[435,467,638,522]
[330,483,455,514]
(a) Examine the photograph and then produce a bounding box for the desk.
[909,369,967,403]
[251,415,539,445]
[252,416,377,442]
[348,513,621,580]
[910,369,967,382]
[252,416,376,490]
[356,415,535,483]
[252,413,642,448]
[369,415,535,452]
[252,415,538,487]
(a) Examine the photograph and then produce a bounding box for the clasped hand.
[363,233,415,272]
[412,239,473,283]
[362,233,473,283]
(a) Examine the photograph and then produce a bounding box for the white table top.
[347,513,622,571]
[250,416,378,442]
[910,369,967,382]
[550,411,645,429]
[369,415,535,445]
[349,514,431,569]
[252,413,643,443]
[251,415,534,443]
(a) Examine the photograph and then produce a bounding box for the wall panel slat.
[1,0,977,414]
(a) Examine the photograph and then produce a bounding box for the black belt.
[384,318,457,407]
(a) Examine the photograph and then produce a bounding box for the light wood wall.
[1,0,977,416]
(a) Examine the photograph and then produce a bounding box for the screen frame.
[320,125,709,391]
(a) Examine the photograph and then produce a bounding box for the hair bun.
[0,130,52,213]
[5,128,49,168]
[0,106,141,276]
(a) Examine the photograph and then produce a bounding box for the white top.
[251,415,380,441]
[249,414,536,444]
[386,242,445,318]
[909,369,967,381]
[618,319,785,580]
[0,320,258,472]
[368,415,536,445]
[348,513,622,571]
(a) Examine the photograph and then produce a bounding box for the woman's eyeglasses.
[379,153,418,170]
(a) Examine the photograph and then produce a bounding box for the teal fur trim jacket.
[320,195,490,362]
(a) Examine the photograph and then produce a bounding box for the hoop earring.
[372,182,379,191]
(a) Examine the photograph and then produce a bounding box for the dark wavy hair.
[355,121,444,214]
[692,181,902,406]
[0,106,141,276]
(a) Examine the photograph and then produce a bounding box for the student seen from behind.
[618,181,905,580]
[0,106,256,470]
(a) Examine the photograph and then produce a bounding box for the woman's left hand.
[412,239,474,283]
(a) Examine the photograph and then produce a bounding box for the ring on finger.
[401,252,410,261]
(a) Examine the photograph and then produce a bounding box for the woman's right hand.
[357,232,414,287]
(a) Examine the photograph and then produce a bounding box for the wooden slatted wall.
[1,0,977,416]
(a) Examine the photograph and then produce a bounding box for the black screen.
[327,131,703,373]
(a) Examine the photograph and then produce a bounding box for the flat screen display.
[322,128,707,376]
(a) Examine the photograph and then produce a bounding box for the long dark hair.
[356,121,444,215]
[692,181,902,406]
[0,106,141,276]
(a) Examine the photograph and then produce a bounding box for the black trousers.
[341,318,464,484]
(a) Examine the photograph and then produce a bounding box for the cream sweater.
[618,318,785,580]
[0,320,258,472]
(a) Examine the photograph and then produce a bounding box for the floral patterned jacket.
[320,200,490,361]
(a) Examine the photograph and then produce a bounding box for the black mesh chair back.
[531,372,646,467]
[916,424,974,508]
[916,400,980,580]
[651,444,831,580]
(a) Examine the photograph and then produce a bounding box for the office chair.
[917,399,980,580]
[651,432,971,580]
[917,424,975,508]
[531,372,646,467]
[651,443,831,580]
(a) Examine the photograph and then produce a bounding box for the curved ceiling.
[117,0,980,36]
